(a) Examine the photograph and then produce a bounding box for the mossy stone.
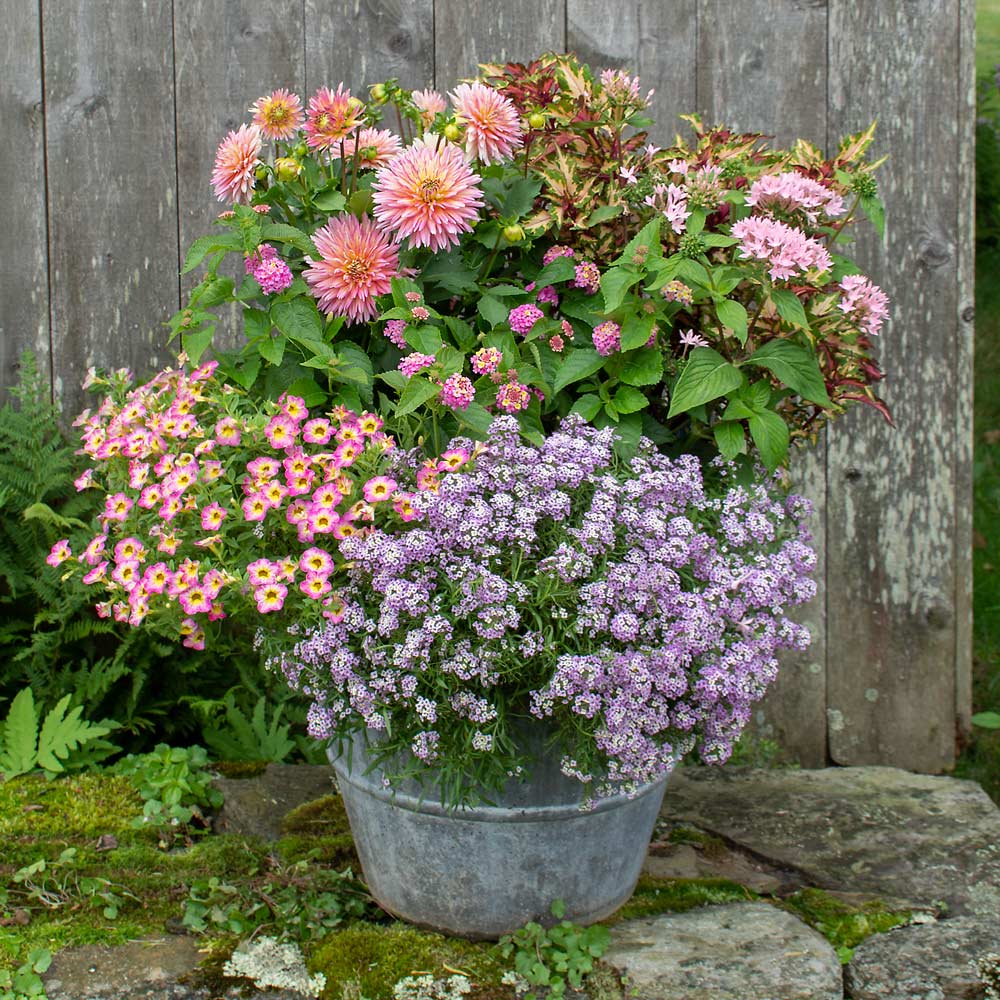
[613,876,756,921]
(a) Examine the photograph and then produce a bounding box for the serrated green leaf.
[770,288,810,330]
[612,216,662,267]
[395,376,441,417]
[442,315,479,352]
[533,255,577,287]
[181,233,242,274]
[478,295,509,328]
[748,409,790,471]
[553,349,606,394]
[620,349,663,387]
[570,394,602,421]
[667,347,745,418]
[686,209,706,235]
[674,258,710,287]
[0,688,38,779]
[271,296,324,341]
[404,325,443,354]
[312,189,348,212]
[748,339,831,406]
[714,420,747,460]
[258,334,286,367]
[600,266,638,314]
[378,370,409,391]
[716,298,749,344]
[260,222,316,256]
[456,400,495,436]
[181,326,215,365]
[501,176,543,218]
[860,194,885,239]
[613,385,648,414]
[585,204,623,227]
[620,314,655,352]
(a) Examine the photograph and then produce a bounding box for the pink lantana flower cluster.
[53,362,409,652]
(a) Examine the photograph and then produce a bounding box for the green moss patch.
[211,760,269,779]
[613,876,755,921]
[281,794,351,836]
[309,922,507,1000]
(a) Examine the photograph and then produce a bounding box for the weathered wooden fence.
[1,0,974,771]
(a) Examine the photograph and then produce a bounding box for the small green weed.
[0,948,50,1000]
[499,900,611,1000]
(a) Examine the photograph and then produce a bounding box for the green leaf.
[667,347,745,418]
[770,288,810,330]
[860,194,885,240]
[686,208,706,235]
[378,370,409,391]
[501,176,543,218]
[585,204,624,227]
[395,376,441,417]
[620,314,655,352]
[553,349,606,394]
[570,394,602,421]
[716,299,749,345]
[284,376,326,407]
[0,688,38,779]
[601,266,638,314]
[36,695,111,776]
[180,233,242,274]
[613,385,648,414]
[551,899,567,919]
[181,326,215,365]
[674,258,710,287]
[533,255,577,287]
[701,233,739,248]
[243,307,271,341]
[404,325,443,354]
[271,297,323,341]
[442,315,478,352]
[714,420,747,460]
[748,339,831,406]
[456,401,495,436]
[260,222,317,256]
[748,409,790,471]
[478,295,509,328]
[619,348,664,387]
[612,216,662,267]
[312,189,347,212]
[972,711,1000,729]
[258,333,286,367]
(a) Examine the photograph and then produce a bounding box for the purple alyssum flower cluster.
[277,415,815,801]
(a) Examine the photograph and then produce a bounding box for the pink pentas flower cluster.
[58,363,405,651]
[644,183,690,234]
[838,274,890,337]
[730,216,834,281]
[746,170,846,222]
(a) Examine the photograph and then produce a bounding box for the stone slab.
[211,763,335,840]
[844,915,999,1000]
[605,901,843,1000]
[661,767,1000,917]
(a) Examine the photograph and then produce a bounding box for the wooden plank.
[826,0,961,770]
[568,0,697,145]
[305,0,434,95]
[955,0,975,744]
[174,1,305,346]
[695,0,829,767]
[1,1,49,400]
[42,0,178,414]
[434,0,565,88]
[696,0,827,150]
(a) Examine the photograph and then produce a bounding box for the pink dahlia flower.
[304,214,399,324]
[411,88,446,128]
[211,124,262,204]
[449,82,524,165]
[249,89,304,140]
[343,127,402,169]
[304,84,363,150]
[372,135,484,252]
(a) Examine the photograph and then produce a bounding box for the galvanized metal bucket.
[328,727,670,939]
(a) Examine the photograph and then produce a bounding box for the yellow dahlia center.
[418,176,442,204]
[266,103,290,126]
[345,253,371,281]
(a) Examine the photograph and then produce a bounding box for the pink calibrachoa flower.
[201,503,227,531]
[250,89,305,140]
[574,260,601,294]
[247,558,279,586]
[211,124,262,204]
[113,538,145,563]
[439,374,476,411]
[363,476,398,503]
[508,303,544,335]
[393,493,418,521]
[358,412,383,435]
[254,583,288,614]
[450,81,524,164]
[142,563,172,593]
[304,84,363,150]
[302,418,332,444]
[242,494,269,522]
[248,456,281,481]
[264,415,299,450]
[181,618,206,650]
[343,127,402,168]
[47,540,71,567]
[372,135,485,252]
[838,274,890,337]
[281,395,308,422]
[438,448,470,471]
[411,88,446,127]
[309,507,340,535]
[81,534,107,565]
[104,493,133,522]
[730,216,833,281]
[383,319,408,348]
[215,417,242,446]
[304,214,399,324]
[398,352,436,377]
[83,562,108,585]
[300,574,333,599]
[179,586,213,616]
[495,381,531,412]
[74,469,95,491]
[470,347,502,375]
[300,547,334,575]
[333,441,360,468]
[592,320,621,356]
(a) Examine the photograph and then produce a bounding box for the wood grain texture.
[1,1,49,400]
[42,0,178,413]
[955,0,975,743]
[826,0,962,770]
[568,0,697,145]
[174,0,305,346]
[305,0,434,95]
[754,442,828,768]
[696,0,827,149]
[434,0,565,87]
